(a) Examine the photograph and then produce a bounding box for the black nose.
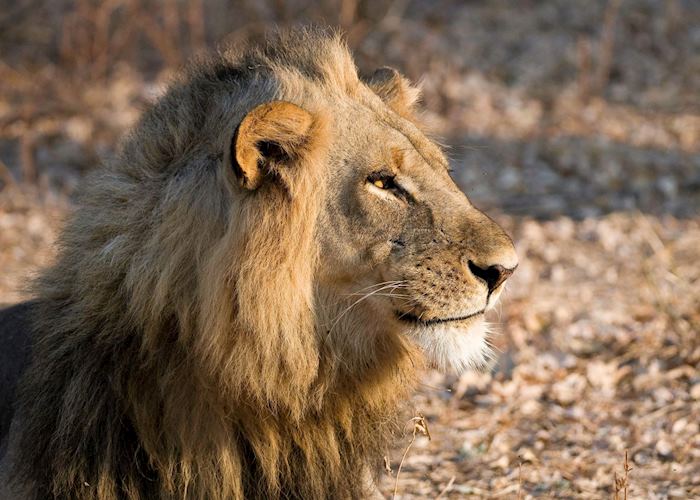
[468,261,515,294]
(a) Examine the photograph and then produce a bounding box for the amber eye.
[367,172,396,190]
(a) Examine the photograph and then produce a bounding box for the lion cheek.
[366,240,394,264]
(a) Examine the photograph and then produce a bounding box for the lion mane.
[10,30,417,499]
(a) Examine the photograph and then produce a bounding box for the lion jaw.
[404,317,494,373]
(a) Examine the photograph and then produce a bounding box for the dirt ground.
[1,1,698,498]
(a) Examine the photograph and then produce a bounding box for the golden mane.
[11,29,417,499]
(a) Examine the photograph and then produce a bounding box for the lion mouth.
[395,309,484,326]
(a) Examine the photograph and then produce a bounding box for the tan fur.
[365,66,422,119]
[8,28,517,500]
[229,101,316,189]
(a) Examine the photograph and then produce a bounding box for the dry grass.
[613,451,632,500]
[393,413,431,500]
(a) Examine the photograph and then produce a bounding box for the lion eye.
[367,173,396,190]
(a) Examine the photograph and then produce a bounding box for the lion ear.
[226,101,315,190]
[365,67,421,116]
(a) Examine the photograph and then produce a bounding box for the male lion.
[0,29,517,499]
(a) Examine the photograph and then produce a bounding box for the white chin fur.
[406,318,494,374]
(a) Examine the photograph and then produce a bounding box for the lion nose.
[468,261,516,294]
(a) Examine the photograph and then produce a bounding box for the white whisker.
[346,280,408,295]
[345,292,411,299]
[326,282,408,336]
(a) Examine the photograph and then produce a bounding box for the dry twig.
[595,0,623,93]
[517,462,523,500]
[393,412,431,500]
[435,476,455,499]
[613,450,632,500]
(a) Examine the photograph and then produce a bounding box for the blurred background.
[0,0,698,498]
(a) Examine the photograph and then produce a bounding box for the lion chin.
[404,317,494,373]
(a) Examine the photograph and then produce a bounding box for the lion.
[0,29,517,499]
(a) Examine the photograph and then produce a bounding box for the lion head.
[10,29,516,499]
[314,70,518,374]
[215,34,517,380]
